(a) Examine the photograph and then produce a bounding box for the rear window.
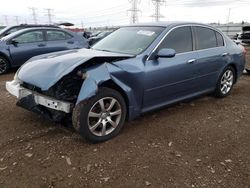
[216,32,224,47]
[195,26,217,50]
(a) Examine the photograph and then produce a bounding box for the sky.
[0,0,250,28]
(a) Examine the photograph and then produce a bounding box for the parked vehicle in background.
[90,31,101,38]
[88,31,112,46]
[0,24,59,38]
[238,31,250,44]
[0,27,89,74]
[0,26,5,31]
[77,31,92,39]
[6,22,246,143]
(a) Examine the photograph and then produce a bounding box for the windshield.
[91,26,165,55]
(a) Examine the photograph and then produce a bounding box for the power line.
[151,0,166,22]
[128,0,141,24]
[44,8,54,24]
[29,7,38,24]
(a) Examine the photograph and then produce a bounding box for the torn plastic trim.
[76,63,112,104]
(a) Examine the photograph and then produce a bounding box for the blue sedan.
[0,27,89,74]
[6,22,246,143]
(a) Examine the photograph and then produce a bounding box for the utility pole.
[29,7,38,24]
[151,0,166,22]
[226,8,231,36]
[226,8,231,23]
[81,20,84,29]
[3,15,8,26]
[128,0,141,24]
[15,16,19,25]
[44,8,54,24]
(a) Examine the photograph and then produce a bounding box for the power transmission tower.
[44,8,54,24]
[3,15,8,26]
[29,7,38,24]
[151,0,166,22]
[128,0,141,24]
[15,16,19,25]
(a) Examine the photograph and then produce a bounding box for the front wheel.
[0,56,10,75]
[72,87,126,143]
[214,66,235,98]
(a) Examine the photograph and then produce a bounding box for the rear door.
[8,30,47,66]
[193,26,227,91]
[44,30,77,53]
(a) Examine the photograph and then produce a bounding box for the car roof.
[123,21,222,34]
[125,21,213,28]
[7,24,59,28]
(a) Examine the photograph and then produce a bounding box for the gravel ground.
[0,52,250,187]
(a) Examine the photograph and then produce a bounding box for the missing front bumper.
[6,80,73,113]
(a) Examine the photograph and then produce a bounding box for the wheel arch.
[0,52,12,66]
[227,63,238,83]
[100,80,130,119]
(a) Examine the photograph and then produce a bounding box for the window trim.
[45,29,73,41]
[147,24,226,60]
[9,30,45,44]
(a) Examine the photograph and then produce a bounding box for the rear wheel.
[0,56,10,75]
[214,66,235,98]
[72,87,126,143]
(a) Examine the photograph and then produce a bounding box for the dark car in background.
[6,22,246,143]
[0,24,59,38]
[88,31,112,46]
[0,27,89,74]
[238,31,250,43]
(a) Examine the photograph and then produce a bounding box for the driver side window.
[14,31,44,44]
[158,26,193,54]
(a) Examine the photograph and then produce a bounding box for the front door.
[8,30,46,66]
[143,26,198,111]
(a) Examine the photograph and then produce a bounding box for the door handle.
[67,41,74,44]
[187,59,196,64]
[38,44,46,47]
[222,52,229,57]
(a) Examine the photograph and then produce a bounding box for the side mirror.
[157,48,176,58]
[10,39,19,46]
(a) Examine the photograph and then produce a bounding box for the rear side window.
[46,30,72,41]
[215,32,224,47]
[158,26,193,54]
[195,26,217,50]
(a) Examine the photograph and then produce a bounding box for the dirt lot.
[0,55,250,188]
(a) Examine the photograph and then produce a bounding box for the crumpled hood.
[18,48,133,90]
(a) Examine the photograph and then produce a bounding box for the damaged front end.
[6,49,135,122]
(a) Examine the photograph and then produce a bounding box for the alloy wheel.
[87,97,122,137]
[0,58,8,74]
[220,69,234,95]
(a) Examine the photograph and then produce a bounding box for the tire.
[246,69,250,74]
[214,66,235,98]
[72,87,127,143]
[0,56,10,75]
